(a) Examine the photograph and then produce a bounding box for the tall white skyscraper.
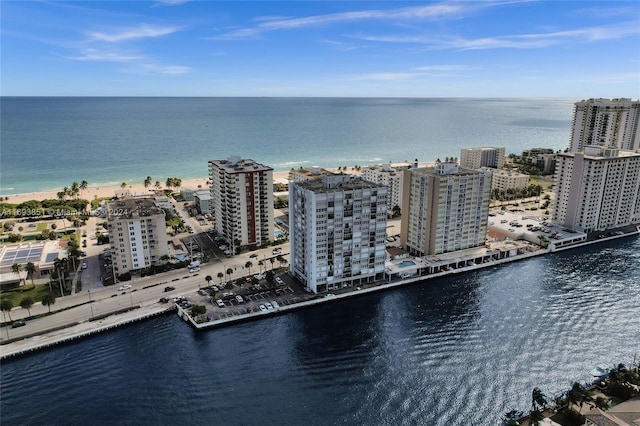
[400,163,492,256]
[209,156,274,250]
[289,174,388,294]
[553,146,640,232]
[569,98,640,153]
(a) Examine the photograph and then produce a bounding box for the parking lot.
[172,272,315,322]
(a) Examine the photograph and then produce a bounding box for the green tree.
[80,180,88,198]
[245,261,253,276]
[265,270,274,288]
[120,182,127,189]
[226,268,233,282]
[25,262,36,286]
[217,272,224,283]
[11,263,25,285]
[531,387,548,411]
[42,293,56,313]
[392,204,401,218]
[190,304,207,317]
[154,181,162,191]
[593,396,609,410]
[20,297,35,317]
[1,299,14,321]
[71,181,80,199]
[144,176,152,190]
[205,275,213,287]
[529,408,544,426]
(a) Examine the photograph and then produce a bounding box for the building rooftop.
[296,174,383,193]
[209,156,273,174]
[106,197,165,219]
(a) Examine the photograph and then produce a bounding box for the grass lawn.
[0,281,69,306]
[36,222,51,231]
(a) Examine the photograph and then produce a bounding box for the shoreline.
[2,228,638,361]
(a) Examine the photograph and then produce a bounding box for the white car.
[118,284,132,291]
[271,301,279,309]
[259,304,267,312]
[189,267,200,273]
[275,276,284,285]
[81,262,87,269]
[265,302,273,310]
[235,295,244,303]
[216,299,225,308]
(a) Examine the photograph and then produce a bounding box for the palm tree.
[19,297,34,317]
[165,178,174,191]
[53,257,68,296]
[1,299,14,322]
[226,268,233,282]
[269,257,275,270]
[245,261,253,276]
[25,262,36,286]
[217,272,224,283]
[71,181,80,199]
[593,396,609,410]
[205,275,212,287]
[80,180,88,198]
[42,293,56,312]
[155,181,162,191]
[11,263,25,286]
[531,387,548,411]
[258,260,264,274]
[144,176,152,191]
[120,182,127,189]
[62,186,70,200]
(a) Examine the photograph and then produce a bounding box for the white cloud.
[124,63,191,75]
[67,49,143,62]
[212,2,484,40]
[88,24,180,42]
[354,22,640,50]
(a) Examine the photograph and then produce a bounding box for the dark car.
[12,320,26,328]
[250,253,258,258]
[164,286,176,292]
[159,297,169,303]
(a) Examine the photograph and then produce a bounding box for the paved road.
[1,240,290,342]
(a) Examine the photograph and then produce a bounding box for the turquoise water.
[0,97,574,194]
[398,260,416,268]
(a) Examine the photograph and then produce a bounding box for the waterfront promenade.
[2,226,638,361]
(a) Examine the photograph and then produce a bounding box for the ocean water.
[4,96,637,425]
[1,237,639,425]
[0,97,574,195]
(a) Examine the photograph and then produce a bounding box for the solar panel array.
[0,245,44,267]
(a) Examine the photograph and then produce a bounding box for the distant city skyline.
[2,1,639,97]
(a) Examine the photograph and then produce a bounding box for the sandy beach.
[2,168,367,205]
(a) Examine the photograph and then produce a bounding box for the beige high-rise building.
[401,163,492,256]
[460,147,505,169]
[107,198,169,275]
[289,174,388,294]
[569,98,640,153]
[553,146,640,232]
[209,156,274,251]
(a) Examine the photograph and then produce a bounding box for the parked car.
[265,302,273,310]
[164,286,175,292]
[271,301,279,309]
[216,299,225,308]
[189,267,200,273]
[259,304,267,312]
[235,295,244,303]
[275,276,284,285]
[81,262,87,269]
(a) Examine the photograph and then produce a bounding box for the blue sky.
[2,1,639,97]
